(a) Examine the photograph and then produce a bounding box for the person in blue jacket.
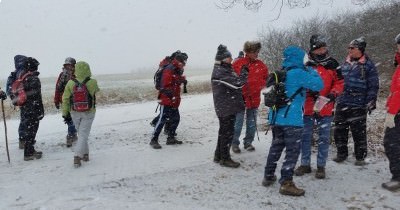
[262,46,323,196]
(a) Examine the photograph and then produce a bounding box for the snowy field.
[0,93,399,210]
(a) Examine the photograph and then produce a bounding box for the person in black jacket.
[211,44,248,168]
[0,89,6,100]
[18,57,44,161]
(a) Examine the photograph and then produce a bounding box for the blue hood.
[282,46,306,69]
[14,55,27,72]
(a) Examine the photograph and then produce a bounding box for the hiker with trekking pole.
[0,88,10,163]
[231,41,268,153]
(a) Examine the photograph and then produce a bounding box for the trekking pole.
[1,100,10,163]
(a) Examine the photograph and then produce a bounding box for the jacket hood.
[14,55,27,71]
[282,46,306,69]
[74,61,92,80]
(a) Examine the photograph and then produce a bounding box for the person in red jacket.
[382,33,400,191]
[54,57,77,147]
[294,35,344,179]
[231,41,268,153]
[150,52,188,149]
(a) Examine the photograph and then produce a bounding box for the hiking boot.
[213,156,220,163]
[354,159,367,166]
[315,167,326,179]
[24,150,43,161]
[262,175,277,187]
[74,156,82,168]
[150,121,156,127]
[231,145,241,153]
[166,137,183,145]
[19,141,24,149]
[294,165,312,176]
[244,144,255,151]
[279,180,305,196]
[333,156,347,163]
[150,138,162,149]
[82,154,89,162]
[219,158,240,168]
[382,180,400,191]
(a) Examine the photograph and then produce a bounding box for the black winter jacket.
[21,71,44,120]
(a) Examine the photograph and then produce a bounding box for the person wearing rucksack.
[62,61,99,168]
[16,57,44,161]
[0,89,6,101]
[149,52,188,149]
[294,35,344,179]
[262,46,323,196]
[54,57,78,147]
[231,41,268,153]
[333,37,379,166]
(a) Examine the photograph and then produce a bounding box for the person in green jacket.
[62,61,99,168]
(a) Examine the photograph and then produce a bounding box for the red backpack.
[10,72,33,106]
[71,77,93,112]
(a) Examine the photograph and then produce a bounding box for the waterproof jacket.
[304,57,344,116]
[267,46,323,127]
[62,61,99,117]
[6,55,27,97]
[54,67,75,106]
[233,57,268,109]
[21,70,44,120]
[337,55,379,108]
[386,61,400,114]
[158,61,186,108]
[212,62,247,118]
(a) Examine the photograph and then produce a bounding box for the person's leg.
[264,126,285,179]
[349,108,367,161]
[316,116,333,167]
[219,115,236,160]
[243,108,257,147]
[279,126,303,183]
[334,107,350,161]
[232,110,244,146]
[72,112,95,159]
[383,113,400,180]
[300,116,314,166]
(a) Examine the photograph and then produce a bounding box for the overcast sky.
[0,0,376,78]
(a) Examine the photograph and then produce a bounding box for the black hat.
[25,57,40,71]
[175,52,188,64]
[310,34,327,51]
[395,33,400,44]
[349,37,367,53]
[215,44,232,61]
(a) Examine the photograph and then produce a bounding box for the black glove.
[366,100,376,115]
[0,90,7,100]
[321,58,339,70]
[241,65,249,74]
[326,93,336,102]
[182,79,188,85]
[55,103,60,110]
[309,91,319,99]
[63,113,72,124]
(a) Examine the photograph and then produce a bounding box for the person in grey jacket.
[211,44,248,168]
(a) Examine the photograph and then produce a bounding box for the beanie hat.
[25,57,40,71]
[243,41,261,53]
[175,52,188,64]
[310,34,327,51]
[215,44,232,61]
[238,51,244,58]
[349,37,367,53]
[64,57,76,65]
[395,33,400,44]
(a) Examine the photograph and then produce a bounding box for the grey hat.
[349,37,367,53]
[215,44,232,61]
[64,57,76,65]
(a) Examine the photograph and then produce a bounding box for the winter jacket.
[267,46,323,127]
[386,63,400,114]
[62,61,99,117]
[6,55,27,97]
[212,62,247,118]
[54,67,75,106]
[233,57,268,109]
[337,55,379,108]
[20,70,45,120]
[158,61,186,108]
[304,57,344,116]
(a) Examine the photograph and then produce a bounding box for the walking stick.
[1,100,10,163]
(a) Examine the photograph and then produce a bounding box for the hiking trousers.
[232,108,257,146]
[71,111,95,158]
[383,113,400,181]
[215,114,236,160]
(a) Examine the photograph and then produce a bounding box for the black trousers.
[383,113,400,181]
[334,105,367,160]
[152,105,180,139]
[19,114,40,156]
[215,115,236,160]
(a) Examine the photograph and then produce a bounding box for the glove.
[55,102,60,110]
[366,100,376,115]
[240,65,249,76]
[384,113,396,129]
[182,79,188,85]
[0,90,7,100]
[63,113,72,124]
[321,58,339,70]
[326,93,336,102]
[308,91,319,99]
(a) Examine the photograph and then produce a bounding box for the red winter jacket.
[386,64,400,114]
[233,57,268,109]
[304,64,344,116]
[54,68,75,106]
[158,61,186,108]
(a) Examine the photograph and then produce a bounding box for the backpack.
[154,57,172,90]
[71,77,93,112]
[10,71,33,106]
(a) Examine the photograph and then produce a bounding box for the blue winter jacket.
[268,46,323,127]
[336,55,379,107]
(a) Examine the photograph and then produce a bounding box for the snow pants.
[215,114,236,160]
[71,111,95,158]
[383,113,400,181]
[152,105,180,139]
[19,112,40,157]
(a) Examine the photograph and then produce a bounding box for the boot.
[354,159,367,166]
[66,133,78,147]
[262,175,277,187]
[315,167,326,179]
[219,158,240,168]
[382,180,400,191]
[279,180,305,196]
[333,156,347,163]
[24,150,42,161]
[82,154,89,162]
[150,138,162,149]
[74,156,82,168]
[166,137,182,145]
[19,141,24,149]
[294,165,312,176]
[244,143,255,151]
[231,145,241,153]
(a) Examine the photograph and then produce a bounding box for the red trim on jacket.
[386,64,400,114]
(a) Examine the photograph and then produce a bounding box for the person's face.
[246,50,259,60]
[177,60,186,69]
[225,57,233,64]
[347,45,363,59]
[397,44,400,52]
[64,64,75,71]
[312,46,328,55]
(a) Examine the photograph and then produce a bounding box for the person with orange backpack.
[62,61,99,168]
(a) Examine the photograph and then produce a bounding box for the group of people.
[209,34,400,196]
[1,56,99,167]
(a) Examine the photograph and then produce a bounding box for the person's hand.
[63,113,72,124]
[308,91,319,99]
[384,113,396,129]
[326,93,336,102]
[321,58,339,70]
[183,79,188,85]
[0,90,7,100]
[366,100,376,115]
[55,102,60,110]
[241,65,249,74]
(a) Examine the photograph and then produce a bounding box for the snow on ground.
[0,93,399,210]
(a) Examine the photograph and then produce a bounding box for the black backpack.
[154,57,172,90]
